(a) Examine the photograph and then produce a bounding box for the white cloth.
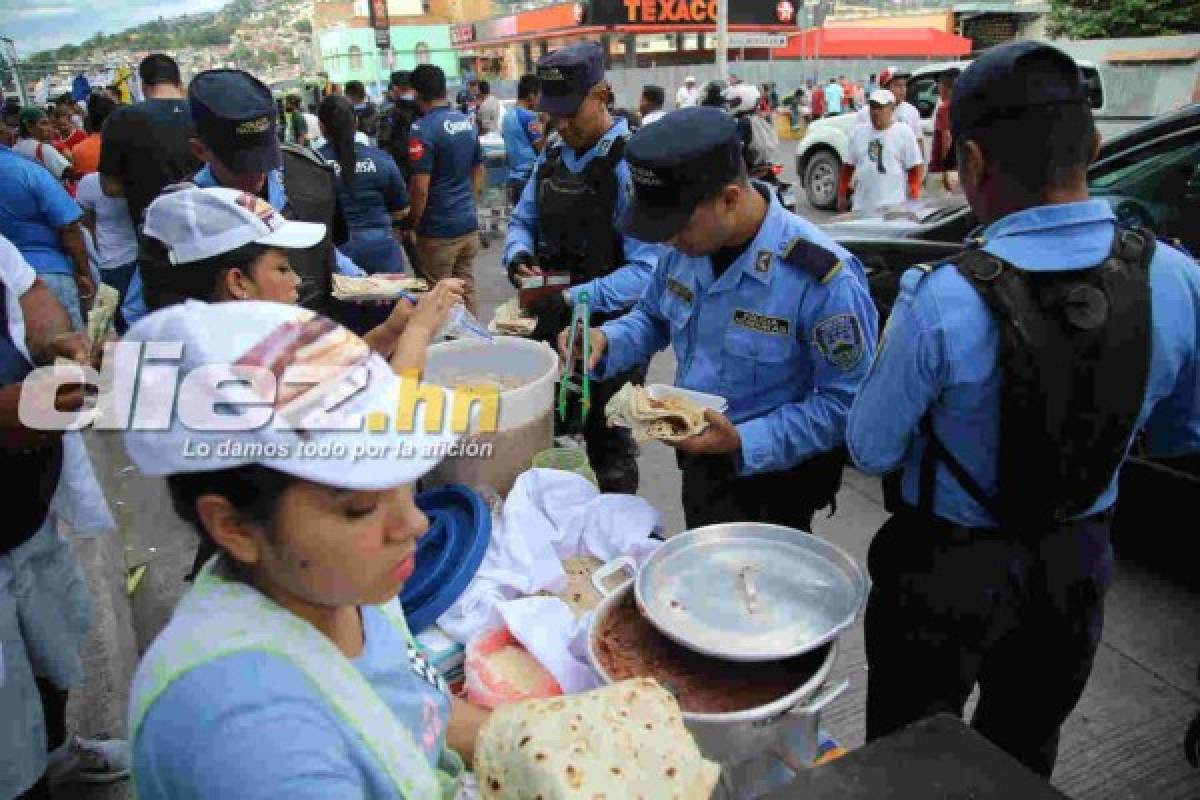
[13,138,71,180]
[676,86,699,108]
[641,109,667,126]
[437,468,662,691]
[303,112,320,141]
[477,95,502,135]
[76,173,138,270]
[857,101,923,149]
[848,121,923,213]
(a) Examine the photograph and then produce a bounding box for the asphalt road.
[60,170,1200,799]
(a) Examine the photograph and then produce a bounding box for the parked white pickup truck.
[794,58,1107,209]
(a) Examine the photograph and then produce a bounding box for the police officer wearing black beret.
[569,106,878,529]
[846,41,1200,775]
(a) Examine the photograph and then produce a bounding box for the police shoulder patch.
[783,236,842,284]
[813,313,865,371]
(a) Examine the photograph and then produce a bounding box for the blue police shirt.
[598,189,878,476]
[316,142,409,231]
[408,105,482,239]
[504,118,661,315]
[847,200,1200,527]
[502,106,541,183]
[0,145,83,276]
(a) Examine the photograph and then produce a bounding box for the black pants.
[678,451,843,531]
[16,679,70,800]
[507,178,528,207]
[555,364,647,494]
[864,506,1114,778]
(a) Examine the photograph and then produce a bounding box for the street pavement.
[59,191,1200,799]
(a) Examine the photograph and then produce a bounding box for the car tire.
[805,149,840,211]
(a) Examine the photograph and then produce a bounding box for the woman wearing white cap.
[123,301,489,798]
[138,186,463,373]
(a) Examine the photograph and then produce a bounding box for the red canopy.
[772,27,972,59]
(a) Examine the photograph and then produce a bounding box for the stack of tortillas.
[475,678,720,799]
[488,297,538,336]
[605,384,710,443]
[331,274,428,301]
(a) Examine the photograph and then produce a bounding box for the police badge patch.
[755,250,772,273]
[813,313,865,371]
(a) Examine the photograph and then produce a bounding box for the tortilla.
[488,297,538,336]
[536,556,604,616]
[331,274,428,301]
[475,678,720,800]
[605,384,710,443]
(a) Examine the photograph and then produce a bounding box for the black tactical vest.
[920,227,1155,529]
[0,280,64,554]
[280,143,342,314]
[534,135,627,283]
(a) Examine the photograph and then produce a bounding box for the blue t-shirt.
[502,105,541,183]
[0,146,83,275]
[408,105,482,238]
[133,605,452,799]
[317,142,410,232]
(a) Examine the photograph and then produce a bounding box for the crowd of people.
[1,37,1198,800]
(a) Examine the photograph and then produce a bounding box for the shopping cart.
[479,131,510,247]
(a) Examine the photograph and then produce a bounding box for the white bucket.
[421,336,559,497]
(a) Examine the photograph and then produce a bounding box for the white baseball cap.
[121,300,463,490]
[143,187,326,265]
[685,76,696,83]
[869,89,897,106]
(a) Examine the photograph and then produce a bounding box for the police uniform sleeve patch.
[755,250,773,273]
[783,236,842,284]
[813,313,865,370]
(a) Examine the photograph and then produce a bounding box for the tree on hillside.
[1048,0,1200,39]
[232,44,254,66]
[294,19,312,34]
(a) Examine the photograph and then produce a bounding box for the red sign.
[451,23,476,45]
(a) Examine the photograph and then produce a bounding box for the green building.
[319,25,459,93]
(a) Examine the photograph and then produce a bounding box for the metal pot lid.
[634,523,867,662]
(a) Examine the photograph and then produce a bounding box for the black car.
[825,105,1200,563]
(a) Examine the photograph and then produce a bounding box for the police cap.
[536,41,605,117]
[623,106,741,244]
[951,41,1088,140]
[189,69,282,175]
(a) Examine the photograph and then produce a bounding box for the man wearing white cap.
[857,67,924,161]
[839,89,923,213]
[117,301,491,798]
[676,76,700,109]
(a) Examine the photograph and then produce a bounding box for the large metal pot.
[587,579,847,772]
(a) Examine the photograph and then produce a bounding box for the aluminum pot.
[586,579,847,770]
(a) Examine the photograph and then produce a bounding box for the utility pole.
[715,0,728,80]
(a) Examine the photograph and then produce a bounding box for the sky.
[0,0,230,57]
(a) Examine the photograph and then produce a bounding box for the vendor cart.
[478,131,510,246]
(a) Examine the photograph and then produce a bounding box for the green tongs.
[558,290,591,423]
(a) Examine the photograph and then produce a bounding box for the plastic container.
[422,336,559,497]
[532,447,598,487]
[464,626,562,710]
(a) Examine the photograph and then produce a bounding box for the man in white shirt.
[76,172,139,323]
[676,76,699,109]
[838,89,923,213]
[856,67,924,162]
[639,85,667,126]
[476,80,503,135]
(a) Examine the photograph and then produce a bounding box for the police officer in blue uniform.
[846,42,1200,776]
[505,41,661,494]
[572,107,878,529]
